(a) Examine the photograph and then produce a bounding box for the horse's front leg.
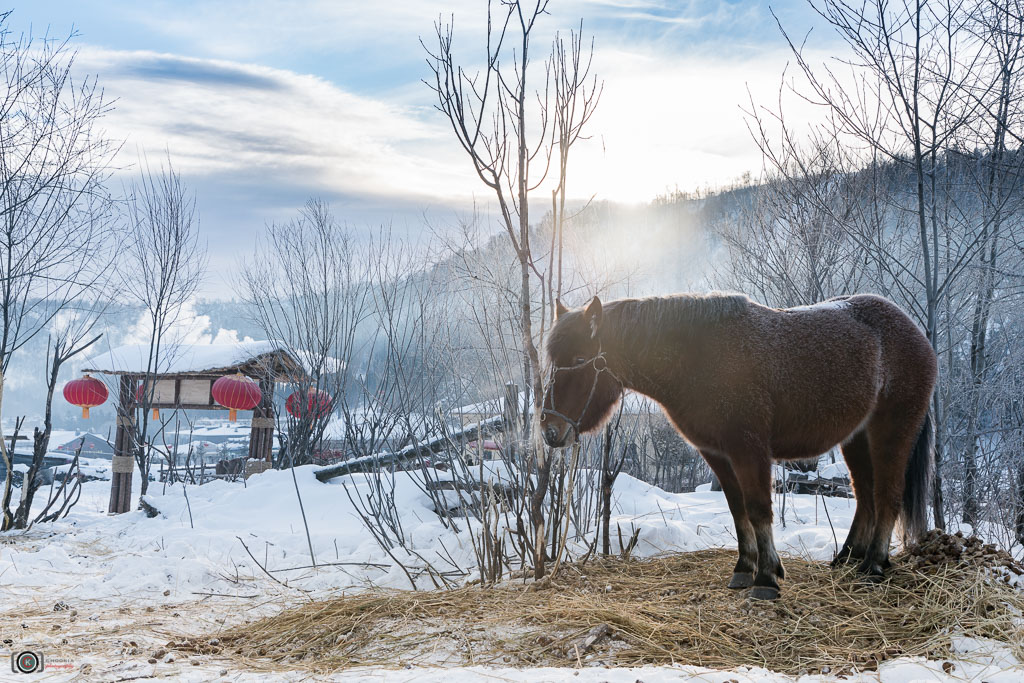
[731,452,784,600]
[701,451,757,589]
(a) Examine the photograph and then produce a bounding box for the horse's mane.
[604,292,751,355]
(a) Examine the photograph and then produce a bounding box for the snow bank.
[0,465,858,609]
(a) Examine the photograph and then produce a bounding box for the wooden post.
[248,377,275,474]
[108,376,135,514]
[503,378,520,454]
[503,382,520,436]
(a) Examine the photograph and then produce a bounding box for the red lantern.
[211,374,261,422]
[286,388,332,420]
[135,383,160,420]
[63,374,109,419]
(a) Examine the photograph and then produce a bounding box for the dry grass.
[181,548,1024,675]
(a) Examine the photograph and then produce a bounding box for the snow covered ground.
[1,465,1021,681]
[1,467,860,603]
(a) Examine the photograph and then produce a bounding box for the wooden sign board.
[179,379,213,405]
[151,379,177,403]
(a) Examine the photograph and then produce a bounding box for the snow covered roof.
[52,433,113,455]
[82,341,311,381]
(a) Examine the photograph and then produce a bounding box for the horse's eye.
[574,356,586,365]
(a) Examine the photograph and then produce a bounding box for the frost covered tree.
[733,0,1024,532]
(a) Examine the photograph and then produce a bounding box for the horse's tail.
[901,409,934,543]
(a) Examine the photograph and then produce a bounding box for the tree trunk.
[1016,462,1024,548]
[932,394,947,530]
[531,455,551,578]
[601,425,613,556]
[0,369,15,531]
[13,352,61,528]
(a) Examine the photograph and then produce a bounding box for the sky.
[15,1,836,294]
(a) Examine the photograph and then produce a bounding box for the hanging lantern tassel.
[135,383,161,421]
[63,374,109,420]
[211,374,262,423]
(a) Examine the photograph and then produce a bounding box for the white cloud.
[559,44,830,202]
[73,34,832,218]
[101,1,496,76]
[120,301,252,350]
[77,47,477,207]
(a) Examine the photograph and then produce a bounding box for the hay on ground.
[179,542,1024,675]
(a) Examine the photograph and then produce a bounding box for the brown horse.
[542,292,936,599]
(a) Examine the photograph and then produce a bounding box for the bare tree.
[118,156,206,499]
[0,15,118,528]
[714,125,875,308]
[957,0,1024,527]
[238,199,370,570]
[763,0,1003,528]
[425,1,552,420]
[9,302,106,528]
[547,25,601,319]
[0,15,118,376]
[239,198,367,468]
[425,0,601,578]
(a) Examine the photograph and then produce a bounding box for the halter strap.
[540,347,622,439]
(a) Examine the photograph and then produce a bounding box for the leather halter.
[540,348,620,439]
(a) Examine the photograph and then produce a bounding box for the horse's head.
[541,296,623,448]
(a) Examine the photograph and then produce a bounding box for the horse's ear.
[555,300,569,319]
[584,296,602,338]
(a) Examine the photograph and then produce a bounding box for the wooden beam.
[132,402,235,411]
[314,415,505,482]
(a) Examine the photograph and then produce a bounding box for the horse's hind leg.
[832,431,875,567]
[731,452,784,599]
[702,451,757,589]
[859,411,920,580]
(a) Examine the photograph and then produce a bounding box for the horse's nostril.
[544,425,559,443]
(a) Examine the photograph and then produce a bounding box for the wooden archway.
[82,342,308,514]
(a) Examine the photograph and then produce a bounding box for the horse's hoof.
[858,572,884,585]
[728,572,754,589]
[749,585,780,600]
[856,560,885,582]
